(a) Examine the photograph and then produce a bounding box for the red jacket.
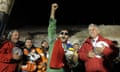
[0,40,17,72]
[50,39,65,68]
[79,35,113,72]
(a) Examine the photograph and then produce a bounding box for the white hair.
[88,23,100,33]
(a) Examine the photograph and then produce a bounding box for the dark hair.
[41,40,49,51]
[58,28,72,36]
[24,37,35,48]
[41,40,48,45]
[112,40,118,45]
[25,37,33,42]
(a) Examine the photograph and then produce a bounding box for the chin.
[13,40,18,43]
[90,35,95,38]
[61,40,67,43]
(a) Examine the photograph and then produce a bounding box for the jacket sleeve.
[50,39,64,68]
[48,18,56,44]
[0,41,13,63]
[102,39,113,56]
[79,43,89,61]
[48,18,57,57]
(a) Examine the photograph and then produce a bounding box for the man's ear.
[57,34,61,38]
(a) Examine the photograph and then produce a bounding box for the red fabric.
[0,40,17,72]
[79,35,113,72]
[50,39,65,68]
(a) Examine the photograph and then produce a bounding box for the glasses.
[59,32,68,35]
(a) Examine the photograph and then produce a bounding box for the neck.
[26,46,31,48]
[92,36,98,39]
[62,40,67,44]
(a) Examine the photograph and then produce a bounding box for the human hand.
[88,50,95,58]
[12,54,21,60]
[95,46,105,54]
[51,3,58,11]
[50,3,58,19]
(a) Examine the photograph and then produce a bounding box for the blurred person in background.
[36,40,49,72]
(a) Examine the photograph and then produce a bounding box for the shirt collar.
[92,36,99,42]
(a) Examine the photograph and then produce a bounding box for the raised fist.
[51,3,58,11]
[88,50,95,58]
[50,3,58,19]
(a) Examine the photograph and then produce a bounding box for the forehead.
[88,26,97,30]
[26,40,32,42]
[74,44,79,46]
[12,31,19,34]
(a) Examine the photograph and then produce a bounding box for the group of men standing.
[0,1,120,72]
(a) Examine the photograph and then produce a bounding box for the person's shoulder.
[1,40,12,45]
[102,36,112,43]
[0,40,13,48]
[104,38,112,43]
[82,37,91,44]
[99,35,111,41]
[99,35,112,45]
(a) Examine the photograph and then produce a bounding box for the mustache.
[61,37,65,39]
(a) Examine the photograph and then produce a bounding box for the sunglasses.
[59,32,69,35]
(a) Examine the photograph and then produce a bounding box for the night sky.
[7,0,120,29]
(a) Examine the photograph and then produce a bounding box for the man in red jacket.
[79,24,113,72]
[47,3,73,72]
[0,30,23,72]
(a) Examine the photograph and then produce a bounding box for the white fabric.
[65,50,74,60]
[91,36,109,58]
[28,53,40,61]
[96,41,109,48]
[91,36,99,47]
[95,41,109,58]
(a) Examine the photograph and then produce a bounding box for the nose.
[62,34,66,37]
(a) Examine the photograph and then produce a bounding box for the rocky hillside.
[15,25,120,47]
[69,25,120,46]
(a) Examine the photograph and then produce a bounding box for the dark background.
[7,0,120,29]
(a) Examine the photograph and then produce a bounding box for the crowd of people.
[0,2,120,72]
